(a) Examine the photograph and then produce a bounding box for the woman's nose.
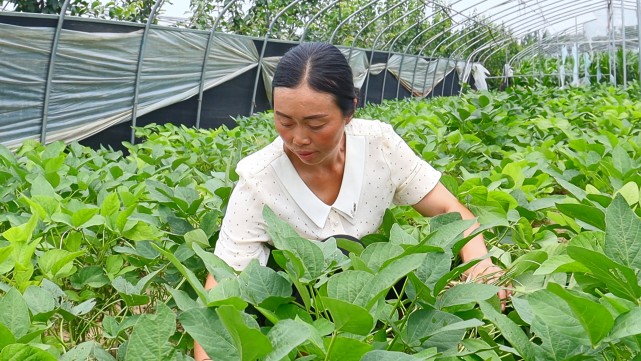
[292,129,310,146]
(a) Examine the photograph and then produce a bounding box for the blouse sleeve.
[380,123,442,206]
[213,174,271,271]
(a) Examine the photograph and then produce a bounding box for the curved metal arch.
[505,25,587,65]
[328,0,381,45]
[405,0,483,94]
[42,0,71,144]
[480,4,605,67]
[422,16,482,96]
[383,14,445,100]
[400,0,489,98]
[446,0,588,63]
[130,0,164,144]
[405,0,489,96]
[413,0,533,97]
[362,4,425,104]
[478,5,599,64]
[196,0,241,129]
[300,0,342,43]
[508,29,573,65]
[445,0,601,64]
[348,0,412,61]
[446,1,605,93]
[506,2,639,65]
[250,0,307,115]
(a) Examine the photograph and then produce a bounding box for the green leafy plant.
[1,83,641,359]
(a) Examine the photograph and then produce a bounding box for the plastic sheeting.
[1,19,482,148]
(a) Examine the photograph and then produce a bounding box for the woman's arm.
[412,182,510,308]
[194,274,218,361]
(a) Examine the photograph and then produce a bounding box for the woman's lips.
[296,151,315,160]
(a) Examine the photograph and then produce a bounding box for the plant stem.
[323,332,337,361]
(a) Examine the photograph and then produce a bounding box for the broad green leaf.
[179,307,239,361]
[326,270,375,308]
[265,319,312,361]
[173,186,203,215]
[100,192,120,217]
[0,343,57,361]
[533,254,590,275]
[556,203,605,230]
[2,214,38,244]
[0,323,16,351]
[617,181,640,206]
[264,206,325,280]
[21,196,59,220]
[0,246,12,266]
[30,174,56,198]
[567,246,641,302]
[124,303,175,361]
[360,242,404,272]
[547,283,613,345]
[152,243,207,302]
[405,309,466,352]
[437,282,501,309]
[479,301,535,361]
[321,297,374,335]
[611,146,633,175]
[70,266,110,289]
[512,217,533,248]
[216,305,272,361]
[366,253,426,309]
[545,170,587,201]
[122,221,163,241]
[0,288,30,339]
[528,289,592,359]
[568,231,604,252]
[238,260,291,305]
[414,251,452,291]
[607,307,641,341]
[192,243,237,281]
[37,250,84,279]
[324,336,372,361]
[604,194,641,269]
[23,286,55,316]
[115,205,135,232]
[71,208,100,228]
[184,229,209,248]
[70,299,97,316]
[389,224,418,245]
[60,341,116,361]
[164,286,200,311]
[263,205,303,240]
[426,218,476,251]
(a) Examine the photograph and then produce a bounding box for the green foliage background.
[1,84,641,359]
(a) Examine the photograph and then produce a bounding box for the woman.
[195,42,508,361]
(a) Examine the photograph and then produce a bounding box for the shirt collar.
[272,133,366,229]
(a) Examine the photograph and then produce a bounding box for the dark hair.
[272,42,357,116]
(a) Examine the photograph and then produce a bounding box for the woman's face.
[273,83,351,167]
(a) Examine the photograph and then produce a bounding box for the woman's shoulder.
[346,118,394,137]
[236,138,284,177]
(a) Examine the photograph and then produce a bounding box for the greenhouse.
[1,0,641,360]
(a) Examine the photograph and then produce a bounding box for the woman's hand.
[463,258,511,311]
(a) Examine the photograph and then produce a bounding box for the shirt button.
[333,221,339,227]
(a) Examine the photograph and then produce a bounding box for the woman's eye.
[309,124,324,130]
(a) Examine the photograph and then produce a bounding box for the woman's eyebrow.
[274,111,328,120]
